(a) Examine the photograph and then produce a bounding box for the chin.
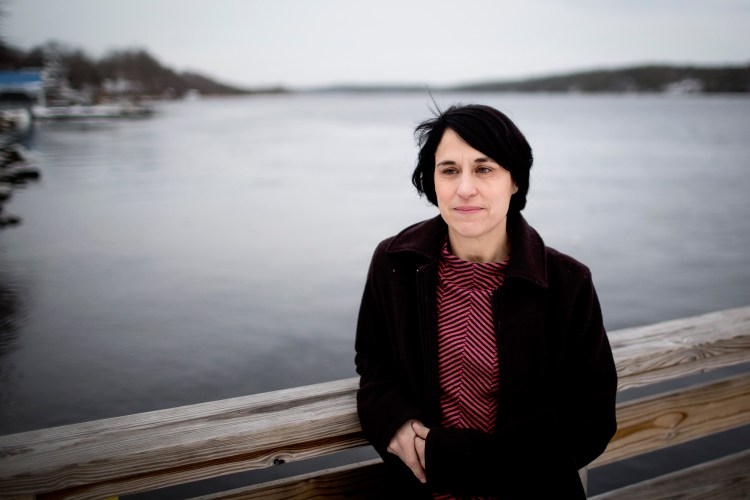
[449,224,487,239]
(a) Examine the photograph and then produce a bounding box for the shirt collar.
[387,212,548,288]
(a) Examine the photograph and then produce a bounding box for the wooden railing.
[1,306,749,499]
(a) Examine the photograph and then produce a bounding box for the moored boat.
[32,102,154,120]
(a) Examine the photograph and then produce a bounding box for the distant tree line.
[452,65,750,94]
[1,34,747,96]
[0,40,284,98]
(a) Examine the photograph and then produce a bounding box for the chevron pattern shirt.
[434,243,507,500]
[437,242,508,434]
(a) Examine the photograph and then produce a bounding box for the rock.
[0,143,32,168]
[0,183,12,202]
[0,166,41,184]
[0,213,22,227]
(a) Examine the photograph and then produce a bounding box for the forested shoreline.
[1,39,748,97]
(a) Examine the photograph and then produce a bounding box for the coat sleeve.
[355,241,426,458]
[562,271,618,469]
[423,269,618,495]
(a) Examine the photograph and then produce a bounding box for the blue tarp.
[0,71,43,90]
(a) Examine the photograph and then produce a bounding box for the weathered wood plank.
[593,372,750,467]
[196,366,750,500]
[52,367,747,499]
[611,305,750,390]
[0,378,364,498]
[188,462,591,499]
[590,449,750,499]
[190,459,388,500]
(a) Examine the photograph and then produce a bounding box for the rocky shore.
[0,135,40,228]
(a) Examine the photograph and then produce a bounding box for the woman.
[355,104,617,498]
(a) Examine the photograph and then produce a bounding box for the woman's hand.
[413,420,429,470]
[387,419,430,483]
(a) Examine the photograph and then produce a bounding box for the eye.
[440,167,458,175]
[476,165,493,174]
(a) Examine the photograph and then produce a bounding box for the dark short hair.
[412,104,533,213]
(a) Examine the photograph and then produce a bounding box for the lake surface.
[1,92,749,494]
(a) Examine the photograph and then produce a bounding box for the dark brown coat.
[355,213,617,497]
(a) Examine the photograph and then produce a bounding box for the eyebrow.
[436,157,496,167]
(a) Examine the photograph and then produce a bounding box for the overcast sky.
[3,0,749,89]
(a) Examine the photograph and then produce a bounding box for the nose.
[456,171,477,198]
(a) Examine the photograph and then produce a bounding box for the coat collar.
[386,212,548,288]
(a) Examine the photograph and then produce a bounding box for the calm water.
[1,93,749,493]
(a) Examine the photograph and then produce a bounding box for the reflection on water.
[0,268,27,399]
[0,280,23,353]
[0,94,749,442]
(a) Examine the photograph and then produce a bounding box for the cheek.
[434,181,450,202]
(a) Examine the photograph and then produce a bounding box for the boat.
[32,102,154,120]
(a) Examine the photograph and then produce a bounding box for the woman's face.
[434,128,517,245]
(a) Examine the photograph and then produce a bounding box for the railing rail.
[2,305,750,499]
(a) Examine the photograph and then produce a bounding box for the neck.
[448,227,510,264]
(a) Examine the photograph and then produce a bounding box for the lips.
[454,206,483,214]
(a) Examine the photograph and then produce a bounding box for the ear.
[513,182,519,194]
